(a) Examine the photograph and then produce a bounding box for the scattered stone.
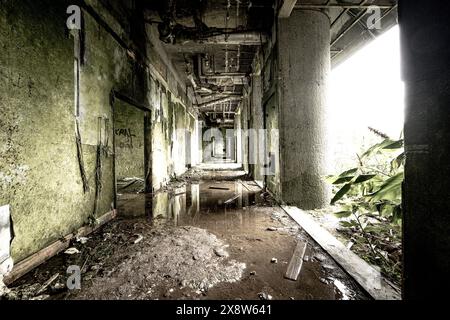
[271,258,278,264]
[64,248,80,255]
[52,282,66,291]
[0,278,10,297]
[91,264,102,271]
[31,295,50,301]
[76,236,89,244]
[266,227,278,231]
[258,292,273,300]
[133,234,144,244]
[180,280,189,288]
[214,248,228,258]
[322,264,335,272]
[163,288,174,297]
[250,271,256,276]
[314,253,326,262]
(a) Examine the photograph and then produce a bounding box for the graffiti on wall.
[115,128,141,149]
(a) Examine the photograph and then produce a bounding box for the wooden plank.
[279,0,298,18]
[3,235,72,285]
[209,186,230,190]
[4,210,117,285]
[224,195,240,204]
[281,206,401,300]
[285,241,308,281]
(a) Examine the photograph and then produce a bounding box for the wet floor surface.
[5,170,369,300]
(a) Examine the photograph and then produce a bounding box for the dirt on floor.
[1,169,370,301]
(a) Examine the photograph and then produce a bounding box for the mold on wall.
[1,0,90,262]
[146,24,199,190]
[114,100,145,180]
[0,0,198,266]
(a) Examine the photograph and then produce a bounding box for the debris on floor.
[75,224,245,300]
[285,242,308,281]
[3,172,369,301]
[64,248,80,255]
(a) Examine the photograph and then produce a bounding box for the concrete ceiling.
[144,0,273,126]
[143,0,398,125]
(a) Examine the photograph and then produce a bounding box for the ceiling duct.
[198,96,242,109]
[197,32,267,45]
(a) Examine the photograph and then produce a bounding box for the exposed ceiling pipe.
[200,93,241,103]
[200,32,267,45]
[198,96,242,109]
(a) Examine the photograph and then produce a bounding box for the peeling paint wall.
[0,0,197,265]
[1,0,94,262]
[146,24,198,190]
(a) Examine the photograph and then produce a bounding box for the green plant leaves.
[331,183,352,205]
[326,168,359,184]
[378,203,395,217]
[332,176,354,185]
[354,174,377,184]
[391,152,405,171]
[370,172,404,202]
[339,168,359,177]
[383,139,404,150]
[340,221,357,228]
[361,138,404,159]
[392,205,402,225]
[334,211,352,218]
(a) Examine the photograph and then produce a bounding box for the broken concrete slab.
[285,242,308,281]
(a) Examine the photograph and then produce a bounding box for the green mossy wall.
[114,100,145,180]
[0,0,198,264]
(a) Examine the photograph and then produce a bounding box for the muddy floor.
[2,169,369,301]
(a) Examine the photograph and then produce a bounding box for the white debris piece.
[64,248,81,255]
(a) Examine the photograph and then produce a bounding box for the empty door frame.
[111,91,152,202]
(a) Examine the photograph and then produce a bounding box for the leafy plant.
[326,134,404,284]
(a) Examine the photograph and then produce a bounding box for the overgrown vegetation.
[326,132,404,285]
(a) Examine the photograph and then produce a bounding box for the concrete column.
[399,0,450,299]
[278,10,331,209]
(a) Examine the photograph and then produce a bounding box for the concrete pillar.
[399,0,450,299]
[278,10,331,209]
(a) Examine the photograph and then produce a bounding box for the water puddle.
[117,180,264,228]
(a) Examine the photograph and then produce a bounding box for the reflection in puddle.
[115,179,367,301]
[117,181,262,228]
